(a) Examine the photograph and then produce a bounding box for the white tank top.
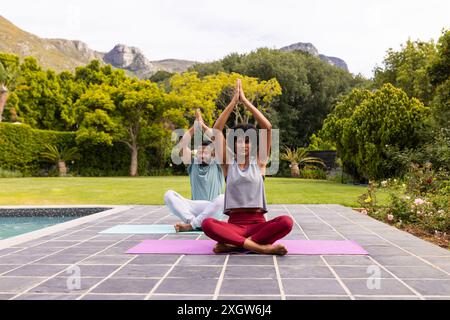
[224,159,268,214]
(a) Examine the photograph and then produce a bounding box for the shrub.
[327,167,356,184]
[359,163,449,236]
[0,123,74,175]
[0,168,23,178]
[0,123,150,176]
[299,168,327,180]
[320,84,430,181]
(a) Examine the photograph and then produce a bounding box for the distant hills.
[0,15,197,78]
[0,15,349,78]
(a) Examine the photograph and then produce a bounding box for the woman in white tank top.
[201,79,293,255]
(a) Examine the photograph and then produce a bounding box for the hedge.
[0,123,150,176]
[0,123,75,175]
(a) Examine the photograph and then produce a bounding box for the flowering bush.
[404,162,449,196]
[357,181,377,215]
[359,163,449,244]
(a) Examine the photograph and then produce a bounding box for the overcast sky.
[2,0,449,77]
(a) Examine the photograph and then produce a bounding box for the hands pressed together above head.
[231,78,247,106]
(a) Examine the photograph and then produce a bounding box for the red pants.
[202,212,293,247]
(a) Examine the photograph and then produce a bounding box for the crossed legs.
[202,215,293,255]
[164,190,225,231]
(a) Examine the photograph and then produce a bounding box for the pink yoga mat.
[126,240,368,255]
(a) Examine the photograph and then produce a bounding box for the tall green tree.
[320,84,430,181]
[112,80,166,176]
[11,57,71,130]
[75,79,184,176]
[74,60,128,87]
[167,71,281,128]
[428,29,450,131]
[373,39,437,105]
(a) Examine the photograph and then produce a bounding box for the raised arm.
[239,82,272,163]
[177,124,195,164]
[177,109,204,164]
[195,109,215,141]
[213,80,240,175]
[213,81,240,131]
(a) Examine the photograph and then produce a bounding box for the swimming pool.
[0,208,111,240]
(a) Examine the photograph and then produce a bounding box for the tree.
[428,29,450,131]
[307,133,336,151]
[0,53,20,122]
[319,84,430,181]
[149,70,174,83]
[373,39,437,106]
[74,60,128,87]
[75,79,181,176]
[167,71,281,128]
[56,71,86,130]
[319,88,372,180]
[190,48,361,147]
[40,144,80,176]
[428,29,449,89]
[12,57,70,130]
[74,85,118,145]
[113,80,166,176]
[280,146,325,177]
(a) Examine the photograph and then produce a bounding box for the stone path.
[0,204,449,300]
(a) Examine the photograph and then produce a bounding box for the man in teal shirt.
[188,140,224,201]
[164,110,225,232]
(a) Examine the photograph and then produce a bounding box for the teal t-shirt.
[187,159,225,201]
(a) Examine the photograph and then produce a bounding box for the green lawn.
[0,177,390,207]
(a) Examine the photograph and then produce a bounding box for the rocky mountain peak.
[279,42,348,72]
[280,42,319,56]
[103,44,155,75]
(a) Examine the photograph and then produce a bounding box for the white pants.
[163,190,226,229]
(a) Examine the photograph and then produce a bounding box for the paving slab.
[0,204,448,300]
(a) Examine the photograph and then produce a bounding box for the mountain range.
[0,15,349,78]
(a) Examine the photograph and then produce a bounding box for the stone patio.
[0,204,449,300]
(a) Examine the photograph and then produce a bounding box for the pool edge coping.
[0,205,133,250]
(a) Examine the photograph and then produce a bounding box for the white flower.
[414,198,425,205]
[381,180,388,187]
[387,214,394,221]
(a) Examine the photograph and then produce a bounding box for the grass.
[0,176,390,207]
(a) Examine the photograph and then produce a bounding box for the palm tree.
[0,58,19,122]
[280,147,326,178]
[40,144,80,177]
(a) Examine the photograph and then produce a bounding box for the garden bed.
[354,208,449,249]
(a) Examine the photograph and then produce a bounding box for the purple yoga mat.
[126,240,368,255]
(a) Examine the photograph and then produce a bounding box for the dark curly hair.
[229,123,259,157]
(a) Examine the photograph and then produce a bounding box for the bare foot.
[243,238,288,256]
[213,243,240,253]
[260,244,288,256]
[174,222,194,232]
